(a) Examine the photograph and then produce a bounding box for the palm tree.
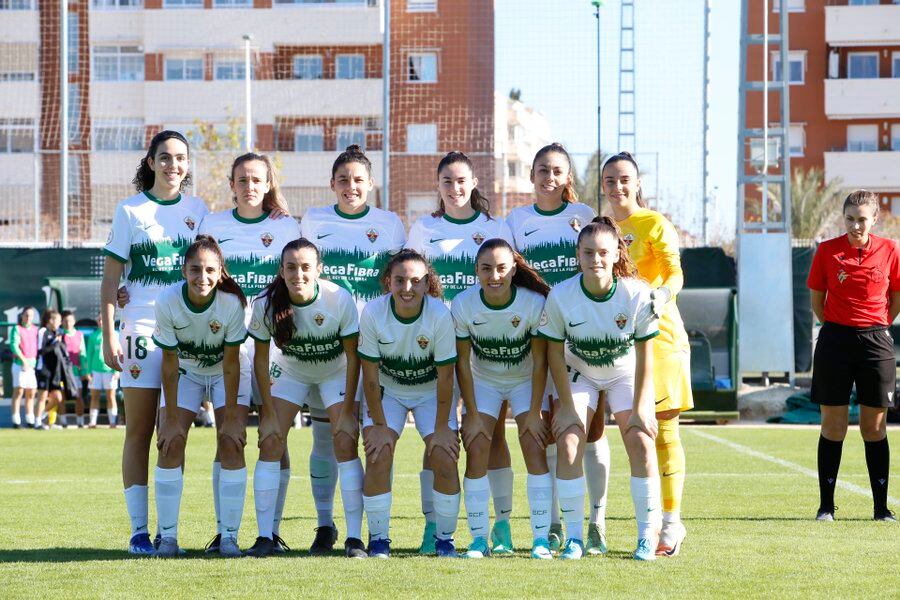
[765,167,845,241]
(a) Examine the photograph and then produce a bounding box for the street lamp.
[243,33,253,152]
[592,1,603,211]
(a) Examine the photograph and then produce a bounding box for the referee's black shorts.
[811,321,896,409]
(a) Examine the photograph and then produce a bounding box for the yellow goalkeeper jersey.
[617,208,690,355]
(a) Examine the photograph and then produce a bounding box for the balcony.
[825,4,900,47]
[824,150,900,191]
[0,10,38,43]
[0,82,39,119]
[824,78,900,119]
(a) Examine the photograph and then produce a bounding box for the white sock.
[526,472,553,541]
[219,467,247,541]
[664,511,681,526]
[432,489,460,541]
[89,408,99,426]
[584,438,610,530]
[273,468,290,536]
[123,484,149,536]
[310,421,338,528]
[546,444,560,527]
[293,412,304,429]
[25,412,35,426]
[420,470,435,524]
[630,476,663,539]
[76,415,84,427]
[11,412,21,425]
[463,476,490,540]
[212,461,222,535]
[487,467,514,522]
[338,458,364,540]
[155,467,183,540]
[364,492,392,540]
[253,460,280,540]
[556,476,585,542]
[205,407,215,426]
[108,407,118,426]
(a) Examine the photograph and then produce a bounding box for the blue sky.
[495,0,739,241]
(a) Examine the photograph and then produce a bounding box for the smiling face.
[577,229,619,281]
[530,151,571,202]
[280,246,321,300]
[477,246,516,298]
[148,138,190,191]
[843,203,878,244]
[438,161,478,214]
[183,248,222,301]
[331,161,373,214]
[389,259,429,314]
[231,159,271,212]
[601,159,641,211]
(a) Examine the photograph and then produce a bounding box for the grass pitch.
[0,424,897,599]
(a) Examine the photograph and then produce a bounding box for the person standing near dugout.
[808,189,899,522]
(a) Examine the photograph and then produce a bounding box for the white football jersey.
[103,192,209,311]
[199,209,301,298]
[451,285,545,388]
[505,202,596,286]
[538,275,658,381]
[300,204,406,312]
[358,294,457,402]
[152,283,248,376]
[406,212,514,302]
[247,280,359,384]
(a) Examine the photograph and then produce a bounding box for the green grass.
[0,425,897,599]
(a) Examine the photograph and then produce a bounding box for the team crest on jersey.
[511,315,521,328]
[615,312,628,330]
[366,228,379,243]
[417,335,430,350]
[623,233,635,247]
[539,311,549,327]
[260,232,274,248]
[837,269,848,283]
[569,217,582,232]
[209,319,222,334]
[184,216,196,231]
[314,313,325,327]
[472,232,485,245]
[129,364,142,380]
[250,319,261,332]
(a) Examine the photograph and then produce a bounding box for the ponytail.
[260,238,320,348]
[433,151,493,219]
[577,216,638,279]
[185,235,247,308]
[475,238,550,297]
[601,151,645,208]
[230,152,289,216]
[532,142,580,203]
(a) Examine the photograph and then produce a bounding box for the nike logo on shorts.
[655,396,669,405]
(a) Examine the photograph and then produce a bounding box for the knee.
[859,420,885,442]
[429,447,457,476]
[559,431,584,462]
[333,433,357,461]
[520,437,547,472]
[217,441,244,468]
[655,417,680,450]
[259,436,285,462]
[466,435,490,461]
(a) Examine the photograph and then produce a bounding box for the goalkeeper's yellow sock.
[48,406,58,426]
[656,416,685,521]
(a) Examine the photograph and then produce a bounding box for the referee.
[808,190,899,522]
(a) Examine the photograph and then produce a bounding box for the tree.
[765,167,845,241]
[188,114,246,213]
[508,88,522,102]
[580,149,610,215]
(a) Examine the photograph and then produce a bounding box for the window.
[406,123,437,154]
[293,55,323,80]
[68,84,80,144]
[892,197,900,218]
[507,161,517,178]
[407,52,437,83]
[893,52,900,78]
[0,119,34,153]
[788,125,804,157]
[406,192,436,223]
[165,58,203,81]
[847,124,878,152]
[214,0,251,6]
[164,0,202,6]
[274,0,367,3]
[335,54,365,80]
[0,73,35,81]
[214,60,248,80]
[848,0,878,5]
[92,46,144,81]
[294,125,324,152]
[772,52,804,84]
[407,0,436,11]
[0,0,33,8]
[772,0,803,12]
[749,137,781,166]
[336,126,365,150]
[848,52,878,79]
[92,0,142,9]
[93,120,144,151]
[67,14,78,74]
[891,124,900,151]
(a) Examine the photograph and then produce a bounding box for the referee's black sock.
[864,437,890,516]
[817,435,843,513]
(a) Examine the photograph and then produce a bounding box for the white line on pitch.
[688,428,899,507]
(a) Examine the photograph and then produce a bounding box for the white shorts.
[565,365,637,422]
[362,393,458,439]
[464,379,547,419]
[118,311,162,389]
[160,369,251,414]
[241,338,266,406]
[270,370,346,420]
[89,371,119,390]
[12,363,37,390]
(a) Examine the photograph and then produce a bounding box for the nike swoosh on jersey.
[568,321,586,327]
[217,238,233,245]
[662,471,681,477]
[317,234,333,239]
[473,321,487,326]
[429,238,446,243]
[377,340,393,345]
[523,229,539,236]
[174,325,190,330]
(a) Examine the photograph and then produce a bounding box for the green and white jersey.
[505,202,596,286]
[152,283,248,376]
[451,285,545,388]
[538,275,658,381]
[247,280,359,385]
[199,209,301,298]
[406,212,514,302]
[300,204,405,312]
[358,294,457,402]
[103,192,209,312]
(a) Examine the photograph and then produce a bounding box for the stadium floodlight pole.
[381,0,390,212]
[593,0,603,212]
[60,0,69,248]
[702,0,711,245]
[243,34,253,152]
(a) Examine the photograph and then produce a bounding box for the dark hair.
[331,144,373,179]
[842,189,879,216]
[475,238,551,297]
[60,310,74,322]
[259,238,320,349]
[230,153,289,216]
[17,306,35,326]
[433,151,493,219]
[532,143,579,203]
[132,130,193,193]
[379,249,443,299]
[577,216,638,279]
[601,151,645,208]
[40,308,60,328]
[184,235,247,308]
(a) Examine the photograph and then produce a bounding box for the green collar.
[144,190,181,206]
[390,295,424,324]
[442,210,480,225]
[334,204,370,220]
[290,283,319,307]
[182,282,216,313]
[480,285,517,310]
[232,208,269,224]
[534,201,568,216]
[580,274,616,303]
